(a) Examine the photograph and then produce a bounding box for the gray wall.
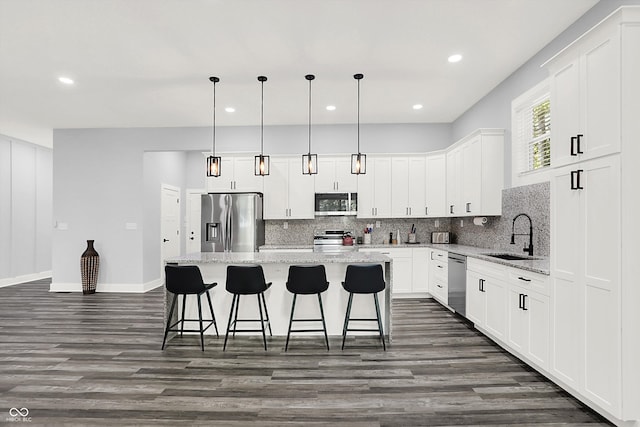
[53,123,450,287]
[0,134,52,284]
[451,0,640,188]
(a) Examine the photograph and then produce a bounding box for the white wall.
[53,123,450,290]
[0,134,52,287]
[451,0,640,188]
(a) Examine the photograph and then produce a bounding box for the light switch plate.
[434,219,439,227]
[375,221,381,228]
[283,221,288,229]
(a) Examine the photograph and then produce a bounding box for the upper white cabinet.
[207,156,264,193]
[544,16,621,168]
[357,157,391,218]
[446,129,504,217]
[315,157,357,193]
[425,153,446,217]
[263,157,314,220]
[391,156,426,218]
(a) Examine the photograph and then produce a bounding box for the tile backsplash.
[450,182,550,256]
[265,182,549,256]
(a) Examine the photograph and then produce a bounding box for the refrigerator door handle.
[225,194,232,252]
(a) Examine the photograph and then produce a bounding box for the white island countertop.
[166,251,392,265]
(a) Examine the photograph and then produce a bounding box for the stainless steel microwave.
[314,193,357,216]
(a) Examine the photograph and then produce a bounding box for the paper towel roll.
[473,217,488,226]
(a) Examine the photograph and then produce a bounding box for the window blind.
[516,95,551,173]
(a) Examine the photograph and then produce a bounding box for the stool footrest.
[291,318,324,322]
[289,328,328,333]
[346,318,379,322]
[346,328,384,332]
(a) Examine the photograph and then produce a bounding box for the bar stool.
[285,265,330,351]
[341,264,386,351]
[223,265,272,351]
[162,265,219,351]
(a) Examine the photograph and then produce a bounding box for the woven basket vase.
[80,240,99,294]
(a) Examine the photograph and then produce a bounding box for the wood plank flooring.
[0,279,610,426]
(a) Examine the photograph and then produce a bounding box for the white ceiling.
[0,0,598,147]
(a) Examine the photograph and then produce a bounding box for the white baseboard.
[50,278,164,294]
[0,271,52,288]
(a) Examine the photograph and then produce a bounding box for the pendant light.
[254,75,270,176]
[206,76,221,177]
[351,73,366,174]
[302,74,318,175]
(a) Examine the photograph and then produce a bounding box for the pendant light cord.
[357,77,360,153]
[260,78,264,155]
[212,79,216,156]
[308,77,312,153]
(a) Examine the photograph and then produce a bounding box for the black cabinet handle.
[450,205,454,214]
[189,237,194,240]
[479,278,485,292]
[518,293,523,309]
[518,276,531,282]
[576,134,584,154]
[466,202,471,213]
[576,169,584,189]
[163,238,169,242]
[522,294,528,311]
[570,136,577,156]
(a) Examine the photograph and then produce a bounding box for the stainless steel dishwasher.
[447,253,467,316]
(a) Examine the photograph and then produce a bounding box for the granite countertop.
[166,251,392,264]
[259,243,549,275]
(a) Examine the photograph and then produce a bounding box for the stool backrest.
[226,265,268,294]
[286,265,329,294]
[165,265,206,294]
[343,264,385,293]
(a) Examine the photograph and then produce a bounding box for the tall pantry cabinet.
[545,7,640,423]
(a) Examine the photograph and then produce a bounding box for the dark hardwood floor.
[0,279,609,426]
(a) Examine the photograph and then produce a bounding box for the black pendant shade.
[255,75,270,176]
[206,76,221,177]
[351,73,366,174]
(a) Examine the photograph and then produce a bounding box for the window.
[513,80,551,175]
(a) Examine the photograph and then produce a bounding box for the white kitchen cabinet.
[315,157,357,193]
[425,153,446,217]
[357,157,391,218]
[359,247,413,296]
[391,156,426,218]
[465,258,507,342]
[263,157,314,220]
[411,248,429,293]
[428,248,448,305]
[545,17,621,168]
[446,129,504,217]
[207,155,264,193]
[550,154,621,415]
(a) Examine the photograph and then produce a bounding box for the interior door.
[185,190,203,253]
[161,184,181,276]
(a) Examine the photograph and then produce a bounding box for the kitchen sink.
[485,253,539,261]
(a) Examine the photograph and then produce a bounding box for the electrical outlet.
[375,221,381,228]
[434,219,439,228]
[460,219,464,227]
[283,221,288,229]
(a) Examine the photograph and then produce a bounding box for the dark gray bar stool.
[162,265,219,351]
[223,265,272,351]
[285,265,330,351]
[341,264,386,351]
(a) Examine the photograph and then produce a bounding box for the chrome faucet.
[511,213,534,256]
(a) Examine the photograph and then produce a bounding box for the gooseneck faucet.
[511,213,534,256]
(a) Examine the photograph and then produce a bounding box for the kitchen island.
[164,251,393,342]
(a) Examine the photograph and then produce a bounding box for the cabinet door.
[315,158,337,192]
[263,158,289,220]
[373,157,392,217]
[581,30,620,161]
[392,255,413,294]
[207,157,235,192]
[446,148,461,216]
[407,157,426,217]
[425,154,446,217]
[550,59,581,167]
[484,278,507,341]
[461,137,482,215]
[233,157,264,192]
[356,169,375,218]
[335,158,357,192]
[526,291,550,370]
[507,285,528,355]
[411,248,429,292]
[288,160,315,219]
[391,157,409,217]
[465,270,485,326]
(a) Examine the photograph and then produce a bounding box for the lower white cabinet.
[465,259,507,342]
[360,247,430,296]
[411,248,429,293]
[428,248,448,305]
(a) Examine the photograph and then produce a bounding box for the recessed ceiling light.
[413,104,423,110]
[448,54,463,63]
[326,105,336,111]
[58,76,74,85]
[225,107,235,113]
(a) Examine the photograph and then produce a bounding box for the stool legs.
[180,294,187,336]
[260,293,272,336]
[285,294,298,351]
[223,294,238,351]
[197,294,204,351]
[373,293,386,351]
[286,293,330,352]
[341,292,386,351]
[318,293,330,351]
[223,292,270,351]
[205,290,219,337]
[257,294,267,350]
[161,294,178,350]
[341,293,354,350]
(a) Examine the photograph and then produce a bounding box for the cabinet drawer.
[430,249,448,261]
[508,268,550,296]
[468,257,507,279]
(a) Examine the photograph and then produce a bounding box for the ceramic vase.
[80,240,99,294]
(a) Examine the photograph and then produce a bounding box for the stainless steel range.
[313,230,357,253]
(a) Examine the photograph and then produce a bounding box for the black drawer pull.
[518,276,531,282]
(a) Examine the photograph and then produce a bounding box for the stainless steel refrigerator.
[201,193,265,252]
